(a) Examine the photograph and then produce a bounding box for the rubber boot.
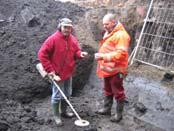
[61,100,74,118]
[96,96,113,115]
[52,102,63,126]
[110,100,124,123]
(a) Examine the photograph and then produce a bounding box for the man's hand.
[94,53,104,60]
[48,72,61,82]
[80,52,88,58]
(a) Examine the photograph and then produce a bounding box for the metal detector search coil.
[36,63,90,127]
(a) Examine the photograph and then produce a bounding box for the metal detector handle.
[51,78,82,121]
[36,63,82,121]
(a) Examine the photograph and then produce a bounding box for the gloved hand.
[48,72,61,82]
[80,52,88,58]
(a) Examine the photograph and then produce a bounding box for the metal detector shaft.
[51,78,82,121]
[36,63,89,127]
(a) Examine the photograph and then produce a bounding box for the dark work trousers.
[104,74,125,101]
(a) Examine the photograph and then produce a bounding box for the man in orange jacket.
[95,13,130,122]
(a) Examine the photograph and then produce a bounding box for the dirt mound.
[0,0,96,130]
[0,0,89,103]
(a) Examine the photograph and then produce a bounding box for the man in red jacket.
[95,13,130,123]
[38,18,88,126]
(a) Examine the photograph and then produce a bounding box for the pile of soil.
[0,0,94,130]
[0,0,90,102]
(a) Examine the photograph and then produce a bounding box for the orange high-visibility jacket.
[97,22,131,78]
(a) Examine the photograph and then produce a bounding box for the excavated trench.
[0,0,174,131]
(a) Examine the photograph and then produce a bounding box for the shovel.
[36,63,89,127]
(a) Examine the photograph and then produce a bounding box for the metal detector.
[36,63,89,127]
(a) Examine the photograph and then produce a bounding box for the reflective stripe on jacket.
[97,23,131,78]
[38,31,81,81]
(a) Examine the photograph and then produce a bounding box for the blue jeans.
[51,77,72,104]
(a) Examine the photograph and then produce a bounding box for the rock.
[20,7,40,27]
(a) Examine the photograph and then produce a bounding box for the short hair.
[103,13,116,22]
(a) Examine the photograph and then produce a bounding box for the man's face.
[61,26,72,36]
[103,20,115,33]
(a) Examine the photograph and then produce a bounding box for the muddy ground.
[0,0,174,131]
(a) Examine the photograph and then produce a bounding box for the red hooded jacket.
[38,31,81,81]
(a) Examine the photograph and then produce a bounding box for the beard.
[62,31,71,36]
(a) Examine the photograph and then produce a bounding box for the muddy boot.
[110,100,124,123]
[61,100,74,118]
[52,102,63,126]
[96,96,113,115]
